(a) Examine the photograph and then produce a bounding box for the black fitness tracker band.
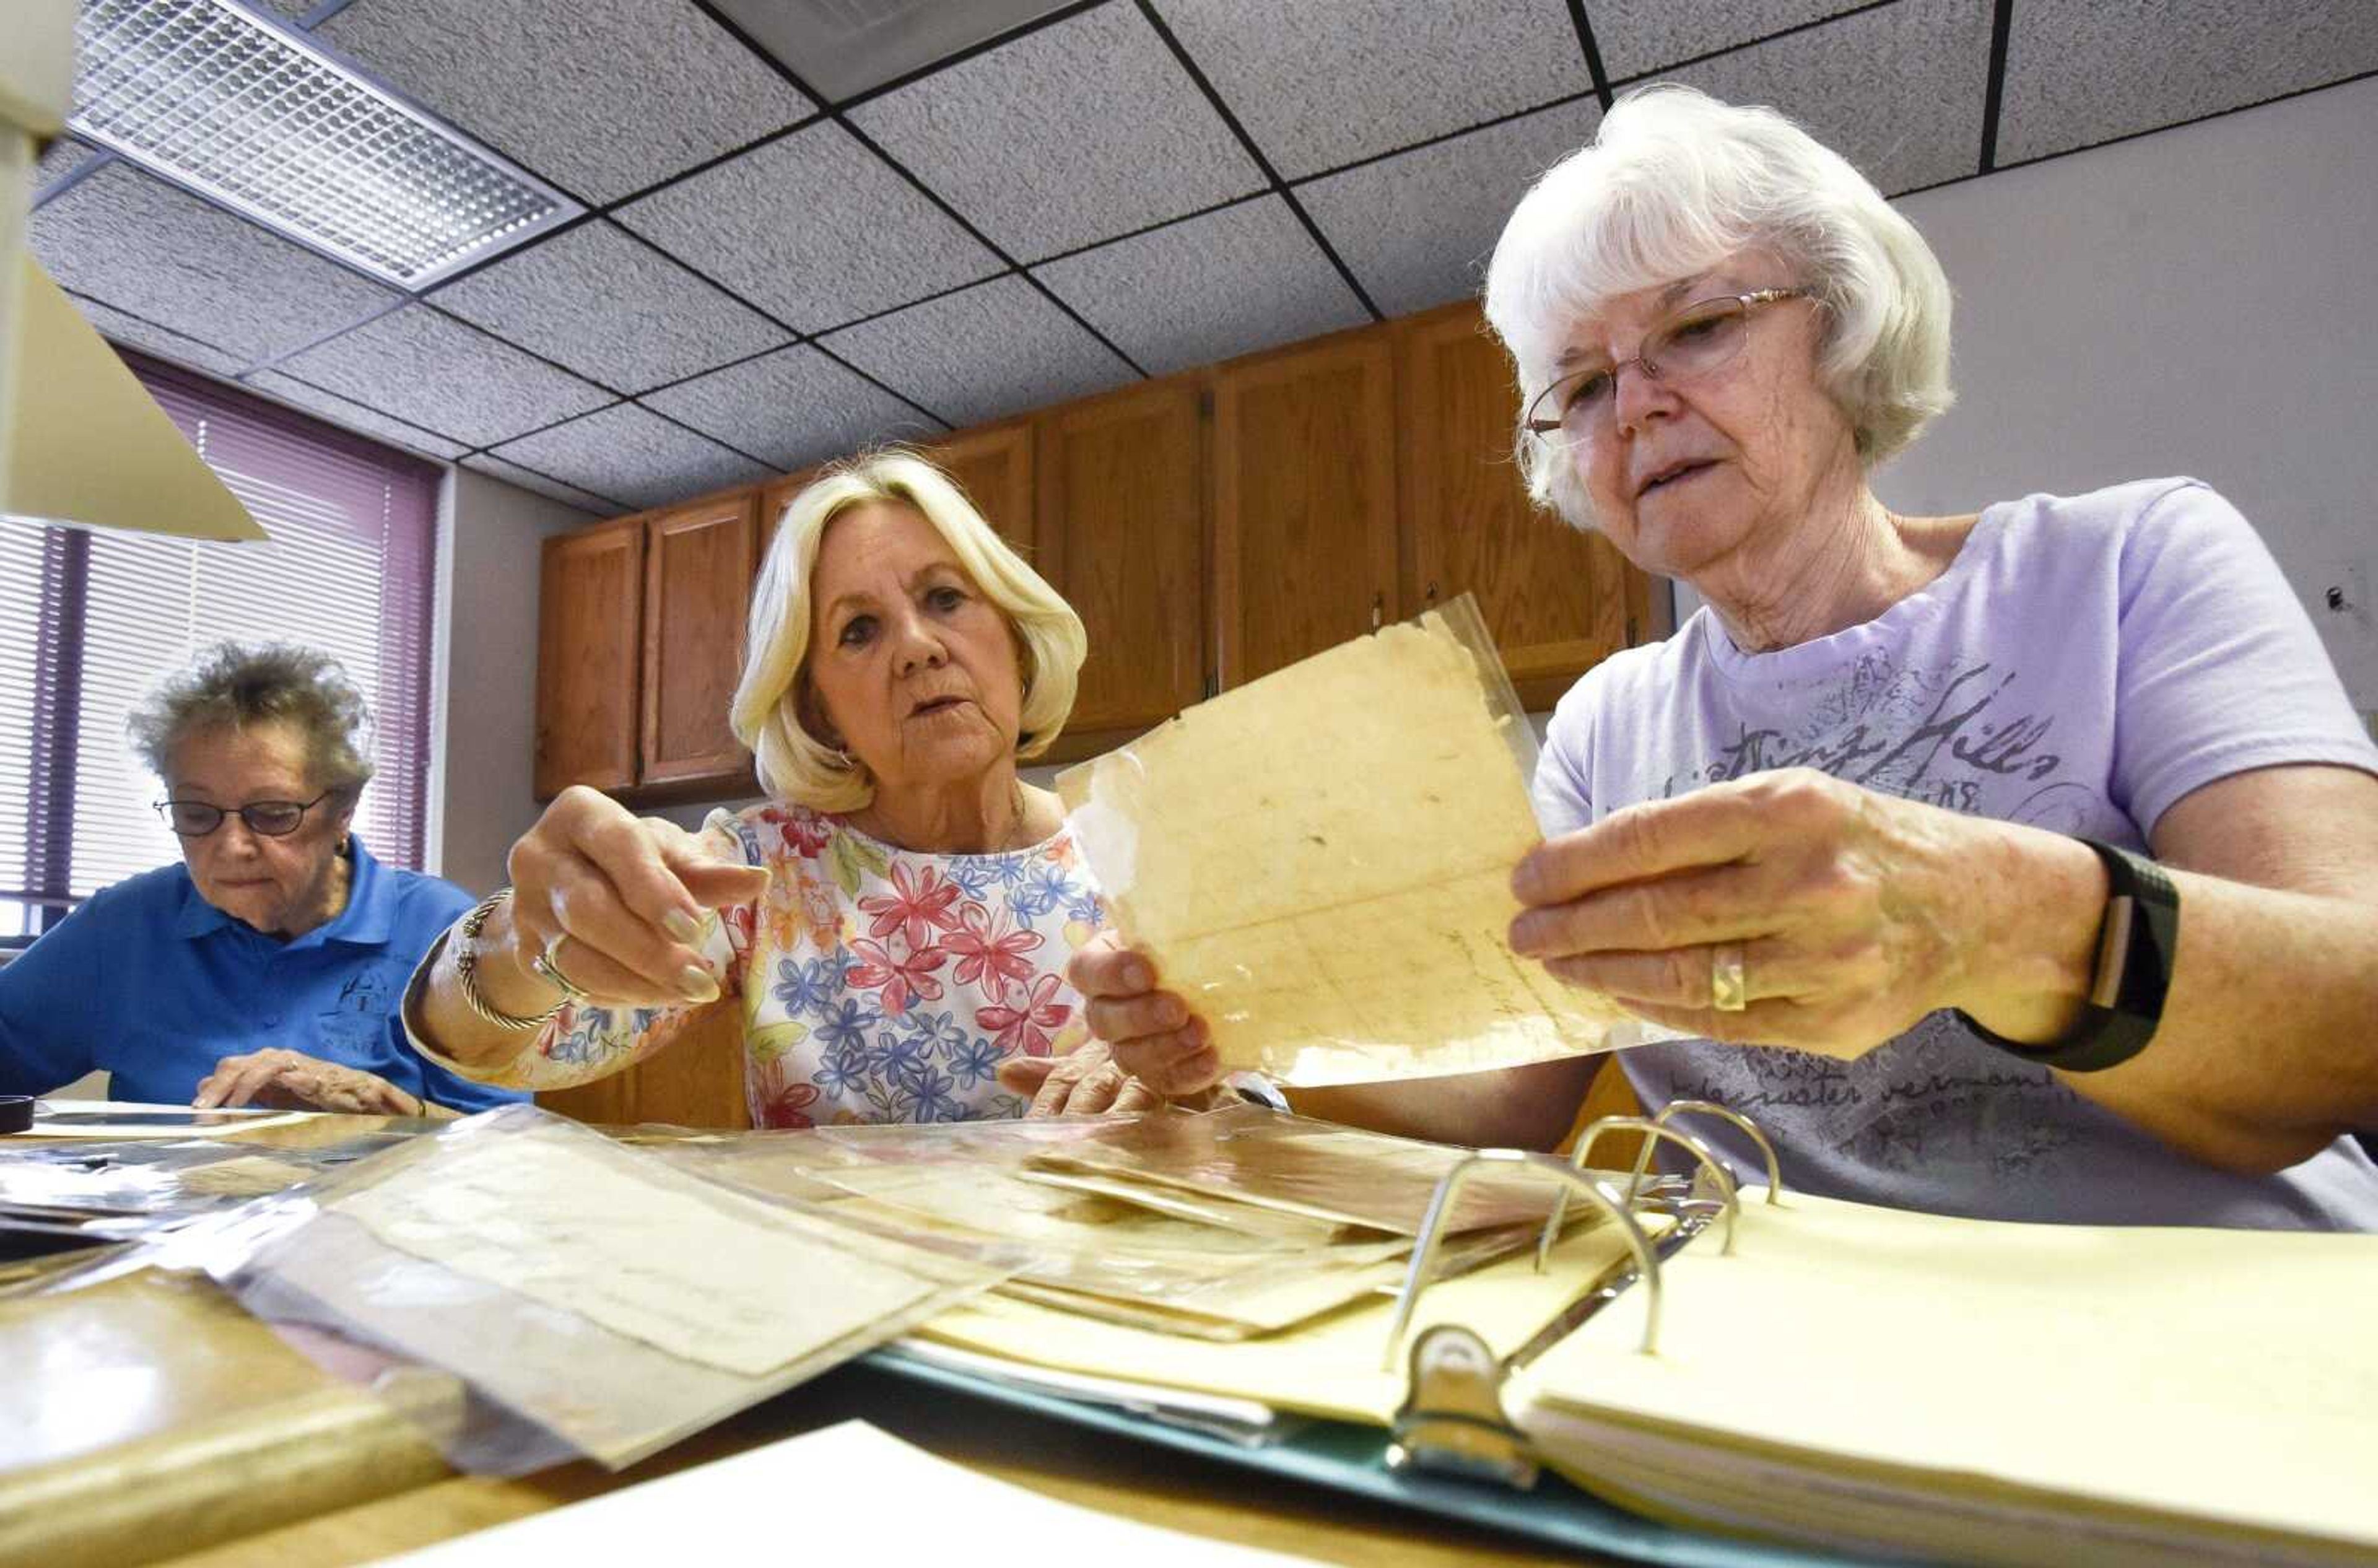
[1959,837,2179,1073]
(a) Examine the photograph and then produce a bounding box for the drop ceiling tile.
[642,345,944,473]
[1150,0,1590,181]
[1299,97,1602,318]
[460,454,622,517]
[28,162,398,367]
[711,0,1079,103]
[488,404,773,513]
[1588,1,1874,81]
[32,136,100,199]
[614,121,1003,333]
[71,294,251,380]
[316,0,814,204]
[819,276,1136,429]
[1662,0,1992,196]
[248,372,471,460]
[276,305,612,448]
[1997,0,2378,165]
[847,3,1265,263]
[430,220,790,394]
[1034,197,1368,376]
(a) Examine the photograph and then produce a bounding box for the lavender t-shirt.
[1535,479,2378,1230]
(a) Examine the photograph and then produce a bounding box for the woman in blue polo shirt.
[0,642,521,1117]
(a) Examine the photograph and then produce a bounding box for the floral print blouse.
[470,803,1105,1128]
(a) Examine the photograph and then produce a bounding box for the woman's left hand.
[1508,767,2085,1056]
[998,1039,1168,1118]
[194,1048,420,1115]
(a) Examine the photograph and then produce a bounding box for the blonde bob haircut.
[731,450,1087,812]
[1483,85,1954,531]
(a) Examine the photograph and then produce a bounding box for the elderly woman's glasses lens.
[155,793,331,838]
[1523,288,1813,443]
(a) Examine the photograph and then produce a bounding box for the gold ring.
[531,934,590,1000]
[1710,942,1748,1013]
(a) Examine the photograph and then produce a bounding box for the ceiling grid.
[24,0,2378,517]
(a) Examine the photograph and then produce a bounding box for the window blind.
[0,350,442,926]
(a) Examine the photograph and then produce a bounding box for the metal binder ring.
[1537,1117,1741,1271]
[1641,1101,1784,1207]
[1381,1149,1663,1369]
[1710,941,1748,1011]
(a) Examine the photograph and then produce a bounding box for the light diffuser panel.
[68,0,580,289]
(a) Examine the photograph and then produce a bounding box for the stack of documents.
[669,1106,1597,1341]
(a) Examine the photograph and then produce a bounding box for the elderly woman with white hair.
[1081,87,2378,1229]
[409,451,1143,1126]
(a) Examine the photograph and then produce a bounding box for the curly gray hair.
[128,642,376,797]
[1484,85,1955,531]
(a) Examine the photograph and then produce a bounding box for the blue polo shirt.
[0,837,524,1112]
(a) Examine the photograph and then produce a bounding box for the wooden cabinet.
[535,303,1666,806]
[1212,333,1399,687]
[534,516,643,799]
[926,420,1035,559]
[1035,376,1207,747]
[1395,302,1662,712]
[640,493,759,788]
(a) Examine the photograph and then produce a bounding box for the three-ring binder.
[1384,1104,1788,1489]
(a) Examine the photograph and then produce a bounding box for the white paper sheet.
[373,1420,1322,1565]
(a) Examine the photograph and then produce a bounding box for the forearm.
[2057,874,2378,1171]
[411,898,566,1071]
[1287,1056,1600,1151]
[1953,821,2378,1170]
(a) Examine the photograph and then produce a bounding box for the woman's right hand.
[1067,931,1222,1096]
[503,786,772,1008]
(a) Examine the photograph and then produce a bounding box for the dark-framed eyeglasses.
[155,791,333,838]
[1522,287,1817,445]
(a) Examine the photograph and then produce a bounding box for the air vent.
[68,0,581,289]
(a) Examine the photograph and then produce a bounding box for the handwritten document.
[1063,605,1636,1086]
[337,1130,952,1379]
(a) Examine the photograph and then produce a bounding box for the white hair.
[1483,84,1954,528]
[731,449,1086,811]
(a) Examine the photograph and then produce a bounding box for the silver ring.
[1710,942,1748,1013]
[531,934,590,1001]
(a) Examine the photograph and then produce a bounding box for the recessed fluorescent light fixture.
[67,0,581,290]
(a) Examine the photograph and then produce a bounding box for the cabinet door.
[641,492,759,787]
[1213,333,1399,687]
[1035,377,1206,744]
[534,1003,752,1130]
[926,421,1035,559]
[1397,302,1660,712]
[534,517,643,799]
[757,470,808,566]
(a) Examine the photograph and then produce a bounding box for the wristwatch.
[1960,837,2180,1073]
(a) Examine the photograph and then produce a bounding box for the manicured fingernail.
[662,909,702,944]
[1157,997,1187,1029]
[1510,856,1541,903]
[1122,959,1151,990]
[678,967,720,1003]
[1508,915,1540,956]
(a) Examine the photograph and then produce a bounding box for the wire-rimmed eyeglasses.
[155,791,333,838]
[1522,287,1816,445]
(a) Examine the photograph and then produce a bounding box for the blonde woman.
[411,452,1144,1125]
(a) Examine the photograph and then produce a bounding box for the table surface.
[0,1113,1609,1568]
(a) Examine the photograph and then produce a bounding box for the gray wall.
[432,467,595,892]
[1875,74,2378,710]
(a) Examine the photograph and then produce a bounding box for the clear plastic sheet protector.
[664,1107,1594,1339]
[180,1105,1013,1471]
[1060,594,1645,1087]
